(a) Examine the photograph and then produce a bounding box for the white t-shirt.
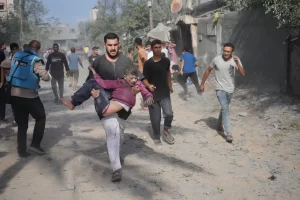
[210,55,243,93]
[162,48,169,58]
[147,50,153,59]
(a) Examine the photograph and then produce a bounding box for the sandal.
[162,130,175,145]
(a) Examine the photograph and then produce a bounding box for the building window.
[0,3,5,11]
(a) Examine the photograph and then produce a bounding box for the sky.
[42,0,98,27]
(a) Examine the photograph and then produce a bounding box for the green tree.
[0,0,56,47]
[89,0,174,53]
[225,0,300,30]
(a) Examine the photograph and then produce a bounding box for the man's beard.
[106,49,118,59]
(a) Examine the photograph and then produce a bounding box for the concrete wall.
[197,9,289,94]
[289,39,300,96]
[196,17,219,78]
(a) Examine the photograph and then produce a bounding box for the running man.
[179,47,201,96]
[7,40,51,157]
[67,47,84,90]
[84,33,143,182]
[135,38,147,73]
[46,44,69,104]
[200,43,245,143]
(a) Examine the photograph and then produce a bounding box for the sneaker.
[111,169,122,182]
[154,139,162,145]
[162,130,175,145]
[18,151,31,158]
[29,145,46,155]
[226,135,233,143]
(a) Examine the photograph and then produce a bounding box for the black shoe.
[54,98,59,104]
[29,145,46,155]
[12,121,17,126]
[111,169,122,182]
[18,151,31,158]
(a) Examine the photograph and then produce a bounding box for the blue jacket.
[7,49,44,90]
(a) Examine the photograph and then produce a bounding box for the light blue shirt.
[67,53,80,70]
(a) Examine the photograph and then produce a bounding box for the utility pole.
[19,0,23,44]
[148,0,153,30]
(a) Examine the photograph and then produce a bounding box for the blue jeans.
[71,79,109,114]
[148,96,173,139]
[216,90,233,136]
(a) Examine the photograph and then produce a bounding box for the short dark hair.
[183,46,190,52]
[0,42,6,47]
[124,66,139,77]
[53,43,59,48]
[71,47,75,53]
[223,43,234,51]
[151,39,162,48]
[128,47,133,53]
[10,43,19,50]
[23,44,29,49]
[104,32,119,43]
[29,40,41,51]
[145,41,151,46]
[134,38,143,46]
[92,46,99,50]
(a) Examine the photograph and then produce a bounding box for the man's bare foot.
[60,98,75,110]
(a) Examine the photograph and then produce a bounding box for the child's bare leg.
[61,98,75,110]
[102,101,124,116]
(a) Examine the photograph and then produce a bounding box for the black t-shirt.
[88,54,99,64]
[143,57,170,101]
[46,52,69,79]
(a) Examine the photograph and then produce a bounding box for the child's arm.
[137,81,152,100]
[89,66,122,89]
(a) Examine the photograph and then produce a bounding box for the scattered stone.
[239,112,248,117]
[268,175,277,181]
[273,123,279,129]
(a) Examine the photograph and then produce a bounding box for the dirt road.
[1,65,300,200]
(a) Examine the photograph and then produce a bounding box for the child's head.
[124,66,139,86]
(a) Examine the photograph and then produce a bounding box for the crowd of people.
[0,32,244,183]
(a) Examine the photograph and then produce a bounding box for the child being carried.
[61,66,153,116]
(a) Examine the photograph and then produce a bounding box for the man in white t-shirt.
[162,42,169,58]
[200,43,245,143]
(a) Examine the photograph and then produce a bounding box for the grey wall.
[197,9,289,94]
[197,17,218,78]
[289,39,300,96]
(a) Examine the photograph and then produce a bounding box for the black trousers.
[0,88,6,120]
[11,96,46,153]
[179,72,200,94]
